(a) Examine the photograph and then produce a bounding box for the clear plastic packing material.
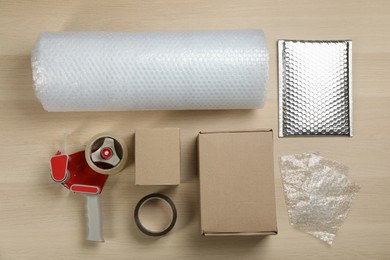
[278,40,352,137]
[31,30,269,112]
[279,153,359,245]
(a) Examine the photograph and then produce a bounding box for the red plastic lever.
[50,154,69,183]
[70,184,100,194]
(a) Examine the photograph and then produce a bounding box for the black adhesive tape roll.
[134,193,177,236]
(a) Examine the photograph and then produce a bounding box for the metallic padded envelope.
[278,40,352,137]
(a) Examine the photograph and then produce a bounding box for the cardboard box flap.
[203,231,278,236]
[199,129,272,135]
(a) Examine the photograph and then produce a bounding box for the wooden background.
[0,0,389,259]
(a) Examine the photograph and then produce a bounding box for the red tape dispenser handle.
[71,185,103,242]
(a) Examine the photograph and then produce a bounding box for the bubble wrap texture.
[280,153,359,245]
[31,30,269,112]
[278,40,352,136]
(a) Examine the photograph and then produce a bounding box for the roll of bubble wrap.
[31,30,269,112]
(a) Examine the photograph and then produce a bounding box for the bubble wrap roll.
[31,30,269,112]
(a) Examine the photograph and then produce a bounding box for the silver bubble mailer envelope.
[278,40,352,137]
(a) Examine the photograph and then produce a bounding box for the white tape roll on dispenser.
[31,30,269,111]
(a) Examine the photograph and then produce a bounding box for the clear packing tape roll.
[31,30,269,112]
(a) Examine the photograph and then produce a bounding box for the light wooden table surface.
[1,0,389,259]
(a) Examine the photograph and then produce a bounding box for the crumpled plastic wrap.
[280,153,359,245]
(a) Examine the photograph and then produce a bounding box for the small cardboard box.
[135,128,180,185]
[198,129,277,236]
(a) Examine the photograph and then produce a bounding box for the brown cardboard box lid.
[135,128,180,185]
[198,129,277,235]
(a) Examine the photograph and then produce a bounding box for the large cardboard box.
[135,128,180,185]
[198,129,277,236]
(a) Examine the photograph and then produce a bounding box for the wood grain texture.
[0,0,389,259]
